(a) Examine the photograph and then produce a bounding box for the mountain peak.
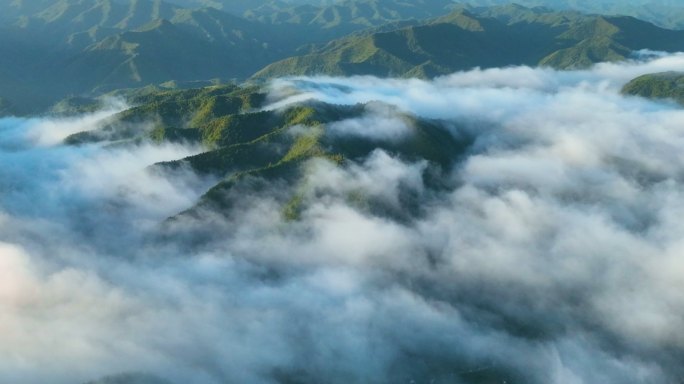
[432,9,485,31]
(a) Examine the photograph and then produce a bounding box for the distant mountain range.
[0,0,455,113]
[2,0,684,114]
[253,5,684,79]
[161,0,684,31]
[0,0,302,113]
[447,0,684,30]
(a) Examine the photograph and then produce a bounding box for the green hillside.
[0,1,303,114]
[445,0,684,30]
[62,8,296,91]
[64,83,469,219]
[244,0,453,35]
[622,72,684,105]
[4,2,684,115]
[0,0,453,114]
[160,0,684,31]
[13,0,181,47]
[161,0,289,14]
[252,6,684,79]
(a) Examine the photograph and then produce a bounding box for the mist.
[3,53,684,384]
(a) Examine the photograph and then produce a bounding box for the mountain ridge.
[3,1,684,114]
[252,6,684,80]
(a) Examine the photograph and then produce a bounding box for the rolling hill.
[446,0,684,30]
[159,0,684,31]
[0,0,454,114]
[243,0,454,32]
[252,5,684,79]
[0,0,306,114]
[622,71,684,105]
[4,1,684,115]
[63,82,468,220]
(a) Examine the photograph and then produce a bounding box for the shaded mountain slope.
[0,1,301,113]
[62,8,295,92]
[252,6,684,79]
[244,0,453,34]
[5,2,684,114]
[1,0,454,114]
[13,0,182,47]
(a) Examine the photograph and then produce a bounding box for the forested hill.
[622,72,684,105]
[3,0,684,115]
[0,0,454,114]
[253,5,684,79]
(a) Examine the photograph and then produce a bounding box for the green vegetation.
[62,82,470,220]
[442,0,684,30]
[282,193,304,221]
[8,1,684,221]
[253,6,684,79]
[0,0,306,113]
[0,0,454,114]
[65,84,270,145]
[622,72,684,105]
[242,0,453,39]
[281,128,325,162]
[5,2,684,114]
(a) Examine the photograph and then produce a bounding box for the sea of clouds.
[2,53,684,384]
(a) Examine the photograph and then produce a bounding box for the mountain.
[252,5,684,79]
[162,1,339,15]
[65,83,266,146]
[244,0,454,28]
[0,0,307,114]
[166,0,455,44]
[0,0,455,115]
[63,82,467,220]
[236,0,456,51]
[162,0,275,13]
[162,0,311,12]
[128,0,684,30]
[10,0,181,47]
[1,0,58,23]
[5,2,684,115]
[61,8,299,89]
[444,0,684,30]
[622,71,684,105]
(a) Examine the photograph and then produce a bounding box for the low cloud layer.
[3,53,684,384]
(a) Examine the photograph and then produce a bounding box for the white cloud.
[3,54,684,383]
[327,102,414,142]
[24,98,127,147]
